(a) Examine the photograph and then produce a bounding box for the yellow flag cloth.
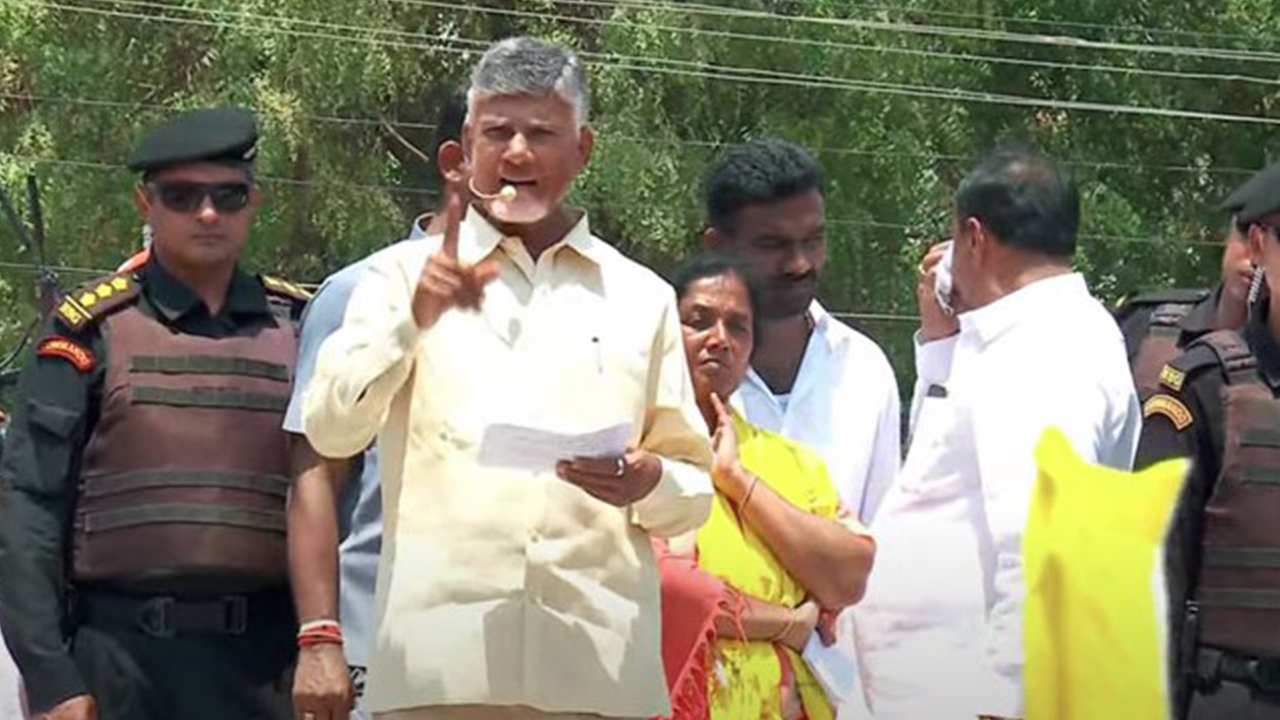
[1024,428,1186,720]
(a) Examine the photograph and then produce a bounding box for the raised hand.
[780,600,821,653]
[709,393,750,502]
[411,191,500,330]
[916,241,960,342]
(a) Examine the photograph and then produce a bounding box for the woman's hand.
[709,393,750,503]
[779,600,821,653]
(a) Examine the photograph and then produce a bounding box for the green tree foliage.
[1,0,1278,393]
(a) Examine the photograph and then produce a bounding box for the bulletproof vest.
[1121,289,1211,394]
[1193,330,1280,658]
[72,299,297,585]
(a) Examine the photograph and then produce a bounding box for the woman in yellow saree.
[657,254,876,720]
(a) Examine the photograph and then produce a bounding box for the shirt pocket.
[537,309,652,433]
[19,398,83,492]
[27,398,79,440]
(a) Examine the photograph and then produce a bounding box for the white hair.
[467,36,589,128]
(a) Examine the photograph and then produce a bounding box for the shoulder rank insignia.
[37,336,95,372]
[1158,364,1187,392]
[1143,394,1193,430]
[261,275,313,302]
[55,272,139,331]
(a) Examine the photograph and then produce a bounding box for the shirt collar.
[140,256,270,322]
[960,272,1087,347]
[459,207,603,266]
[808,300,849,352]
[408,212,436,240]
[1244,313,1280,389]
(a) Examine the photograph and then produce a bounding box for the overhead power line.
[809,0,1280,48]
[3,91,1261,176]
[390,0,1280,88]
[42,0,1280,127]
[595,0,1280,63]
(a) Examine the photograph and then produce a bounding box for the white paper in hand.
[477,422,633,473]
[803,610,873,718]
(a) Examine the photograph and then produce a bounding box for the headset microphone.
[468,177,518,202]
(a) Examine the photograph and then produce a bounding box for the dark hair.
[954,146,1079,257]
[432,86,467,181]
[1232,215,1252,239]
[704,137,824,235]
[671,252,764,339]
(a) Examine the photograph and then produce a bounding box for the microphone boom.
[469,178,518,202]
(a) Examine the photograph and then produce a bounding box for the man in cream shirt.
[303,38,713,720]
[854,147,1141,720]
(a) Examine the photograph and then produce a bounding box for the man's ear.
[133,184,150,218]
[576,124,595,169]
[437,140,466,185]
[964,217,989,258]
[704,226,726,251]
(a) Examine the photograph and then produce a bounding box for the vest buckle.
[137,596,175,639]
[222,595,248,635]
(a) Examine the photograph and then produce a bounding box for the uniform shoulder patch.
[1159,364,1187,391]
[36,336,95,372]
[1143,394,1193,430]
[55,272,140,331]
[260,275,313,303]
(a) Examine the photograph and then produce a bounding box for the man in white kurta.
[702,139,900,716]
[303,37,713,720]
[854,148,1141,720]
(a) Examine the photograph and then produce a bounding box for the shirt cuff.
[22,652,87,715]
[913,331,958,386]
[630,457,713,538]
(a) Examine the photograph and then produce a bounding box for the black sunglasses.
[147,181,252,214]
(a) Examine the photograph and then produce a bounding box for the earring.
[141,223,154,249]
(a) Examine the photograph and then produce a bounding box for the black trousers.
[72,591,296,720]
[1187,682,1280,720]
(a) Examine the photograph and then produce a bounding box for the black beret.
[1218,168,1265,214]
[1236,160,1280,224]
[128,107,258,174]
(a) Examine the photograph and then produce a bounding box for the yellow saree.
[694,414,841,720]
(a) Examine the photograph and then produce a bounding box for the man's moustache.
[776,275,817,287]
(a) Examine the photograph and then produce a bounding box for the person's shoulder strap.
[1190,329,1262,387]
[260,274,314,303]
[53,271,141,332]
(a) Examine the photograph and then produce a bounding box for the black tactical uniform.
[1135,162,1280,720]
[0,109,311,720]
[1115,286,1218,391]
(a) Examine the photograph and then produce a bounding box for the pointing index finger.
[710,392,731,424]
[440,190,464,260]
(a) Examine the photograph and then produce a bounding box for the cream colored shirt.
[303,209,714,718]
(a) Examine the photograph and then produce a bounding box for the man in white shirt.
[703,137,900,526]
[854,147,1141,720]
[702,138,901,715]
[302,38,713,720]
